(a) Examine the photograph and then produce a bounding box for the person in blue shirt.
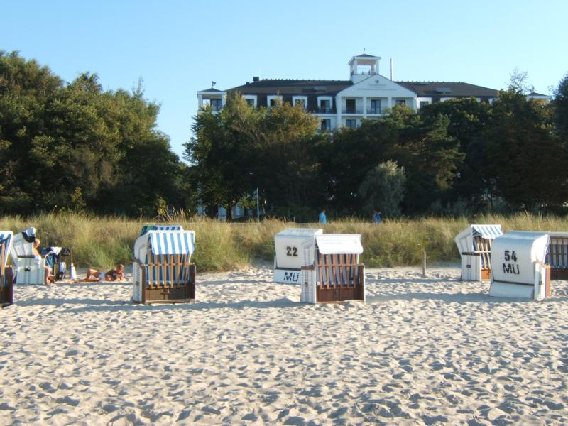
[372,209,382,224]
[319,208,327,224]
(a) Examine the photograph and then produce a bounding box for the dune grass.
[2,213,568,272]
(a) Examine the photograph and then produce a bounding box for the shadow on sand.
[366,292,567,304]
[14,296,302,313]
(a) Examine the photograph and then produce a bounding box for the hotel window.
[346,119,357,129]
[243,95,257,108]
[419,101,430,109]
[345,98,356,114]
[293,96,307,109]
[395,99,406,106]
[321,119,331,132]
[369,99,381,114]
[267,95,283,107]
[210,98,223,111]
[317,97,332,113]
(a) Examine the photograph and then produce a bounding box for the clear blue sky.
[2,0,567,159]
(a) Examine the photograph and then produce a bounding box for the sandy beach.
[1,266,567,425]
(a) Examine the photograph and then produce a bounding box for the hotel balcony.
[342,108,364,115]
[313,107,336,114]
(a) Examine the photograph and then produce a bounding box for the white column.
[363,97,367,118]
[336,95,342,129]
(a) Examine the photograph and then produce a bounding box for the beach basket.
[0,231,14,307]
[545,232,568,280]
[11,227,45,285]
[454,224,502,281]
[490,231,551,300]
[301,234,365,304]
[273,228,323,284]
[132,227,196,304]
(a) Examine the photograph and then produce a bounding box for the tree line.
[0,51,185,217]
[2,51,568,220]
[188,78,568,221]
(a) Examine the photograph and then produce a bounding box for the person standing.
[319,208,327,224]
[372,209,382,224]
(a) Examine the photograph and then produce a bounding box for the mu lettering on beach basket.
[273,228,323,284]
[545,232,568,280]
[490,231,551,301]
[454,224,502,282]
[301,234,365,304]
[10,227,45,285]
[132,226,196,304]
[0,231,14,307]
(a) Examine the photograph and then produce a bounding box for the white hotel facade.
[197,53,500,132]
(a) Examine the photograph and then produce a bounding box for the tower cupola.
[349,54,381,83]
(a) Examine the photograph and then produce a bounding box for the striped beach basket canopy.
[470,224,503,240]
[139,224,184,236]
[0,231,14,267]
[455,224,503,252]
[134,229,196,261]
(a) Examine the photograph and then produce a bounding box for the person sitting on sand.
[32,238,54,285]
[85,264,125,282]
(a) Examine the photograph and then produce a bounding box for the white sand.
[1,266,567,425]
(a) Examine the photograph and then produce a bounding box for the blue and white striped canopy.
[147,230,195,256]
[0,231,13,266]
[140,224,184,236]
[471,224,503,240]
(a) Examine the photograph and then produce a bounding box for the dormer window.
[317,96,333,113]
[267,95,283,107]
[243,95,257,108]
[293,96,308,109]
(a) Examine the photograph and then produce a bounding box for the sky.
[2,0,567,160]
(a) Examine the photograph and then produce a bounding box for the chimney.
[253,76,259,82]
[390,58,394,81]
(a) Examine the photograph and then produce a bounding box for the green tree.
[358,160,406,218]
[104,134,184,216]
[484,90,566,210]
[419,99,493,210]
[384,106,464,214]
[0,50,63,212]
[185,94,322,220]
[319,118,398,216]
[185,94,255,217]
[100,85,185,216]
[0,51,184,216]
[252,101,323,217]
[553,73,568,142]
